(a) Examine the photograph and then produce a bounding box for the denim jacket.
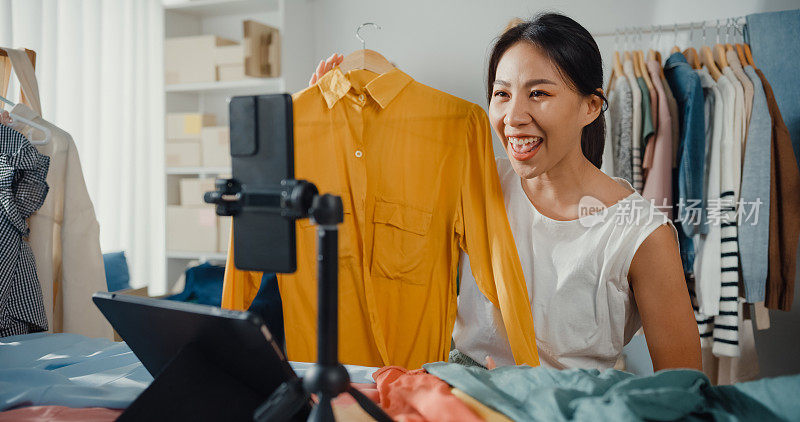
[664,53,706,272]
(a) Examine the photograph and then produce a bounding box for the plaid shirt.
[0,123,50,337]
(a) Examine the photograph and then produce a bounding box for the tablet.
[92,291,307,420]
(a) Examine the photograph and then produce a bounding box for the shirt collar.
[664,52,688,70]
[316,67,413,109]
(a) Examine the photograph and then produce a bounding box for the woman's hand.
[0,110,12,125]
[309,53,344,87]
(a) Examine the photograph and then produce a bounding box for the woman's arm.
[628,224,702,372]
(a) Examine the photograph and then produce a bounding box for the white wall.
[306,0,799,153]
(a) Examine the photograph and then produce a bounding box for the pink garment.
[642,60,674,219]
[0,406,121,422]
[372,366,482,422]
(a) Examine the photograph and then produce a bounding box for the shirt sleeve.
[221,219,263,310]
[456,104,540,367]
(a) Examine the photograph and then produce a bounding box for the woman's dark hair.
[487,13,607,169]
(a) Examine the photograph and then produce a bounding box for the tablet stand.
[206,179,393,422]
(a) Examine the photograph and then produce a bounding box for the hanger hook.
[702,20,706,43]
[356,22,381,50]
[673,23,678,46]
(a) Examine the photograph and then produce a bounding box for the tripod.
[206,179,392,422]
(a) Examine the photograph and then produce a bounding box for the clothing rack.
[592,16,748,41]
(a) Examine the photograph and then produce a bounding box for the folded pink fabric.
[372,366,482,422]
[0,406,122,422]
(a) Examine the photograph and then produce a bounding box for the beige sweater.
[6,48,111,339]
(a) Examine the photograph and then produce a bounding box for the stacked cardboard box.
[164,21,281,85]
[165,35,238,84]
[165,113,216,168]
[168,177,231,253]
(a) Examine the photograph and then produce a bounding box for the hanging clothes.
[726,50,754,147]
[622,60,643,193]
[713,64,743,358]
[755,68,800,311]
[607,76,633,184]
[691,68,724,347]
[663,52,706,274]
[636,75,655,183]
[642,60,673,219]
[0,124,49,337]
[738,66,771,304]
[3,48,111,339]
[222,67,539,369]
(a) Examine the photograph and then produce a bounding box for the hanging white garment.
[4,48,111,339]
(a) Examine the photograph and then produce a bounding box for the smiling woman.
[452,13,702,372]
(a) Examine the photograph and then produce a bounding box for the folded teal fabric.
[423,362,799,421]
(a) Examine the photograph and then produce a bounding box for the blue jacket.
[664,53,706,272]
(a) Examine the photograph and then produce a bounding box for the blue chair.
[103,251,131,292]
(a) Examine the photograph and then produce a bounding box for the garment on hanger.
[691,68,724,346]
[222,67,539,369]
[738,66,771,304]
[713,61,743,358]
[755,68,800,312]
[636,75,655,189]
[642,60,673,219]
[0,124,49,337]
[3,48,111,339]
[607,76,633,184]
[726,50,754,150]
[622,60,643,192]
[660,72,681,170]
[663,52,706,274]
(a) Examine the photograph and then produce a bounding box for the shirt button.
[355,150,363,158]
[358,94,365,102]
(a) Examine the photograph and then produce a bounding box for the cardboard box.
[215,44,245,66]
[243,20,281,78]
[218,216,231,252]
[217,63,246,81]
[165,139,201,168]
[166,113,217,140]
[180,177,216,206]
[201,126,231,168]
[166,206,218,252]
[165,35,238,84]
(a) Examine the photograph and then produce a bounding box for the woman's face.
[489,41,600,180]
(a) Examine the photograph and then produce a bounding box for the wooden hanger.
[636,51,654,91]
[701,45,723,81]
[713,43,729,69]
[735,44,747,65]
[682,47,700,69]
[743,44,756,68]
[0,48,36,108]
[338,49,394,74]
[337,23,394,75]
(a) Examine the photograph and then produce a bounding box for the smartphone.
[228,93,296,273]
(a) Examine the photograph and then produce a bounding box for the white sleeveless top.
[453,157,675,369]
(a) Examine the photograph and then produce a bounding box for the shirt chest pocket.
[297,194,356,259]
[370,200,433,285]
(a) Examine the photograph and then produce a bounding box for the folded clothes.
[424,362,800,421]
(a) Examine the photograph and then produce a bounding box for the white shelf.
[166,167,231,175]
[166,78,284,95]
[167,250,228,261]
[164,0,279,17]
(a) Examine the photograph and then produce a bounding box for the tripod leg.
[346,386,394,422]
[307,392,336,422]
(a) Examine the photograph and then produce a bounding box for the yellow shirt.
[221,67,539,369]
